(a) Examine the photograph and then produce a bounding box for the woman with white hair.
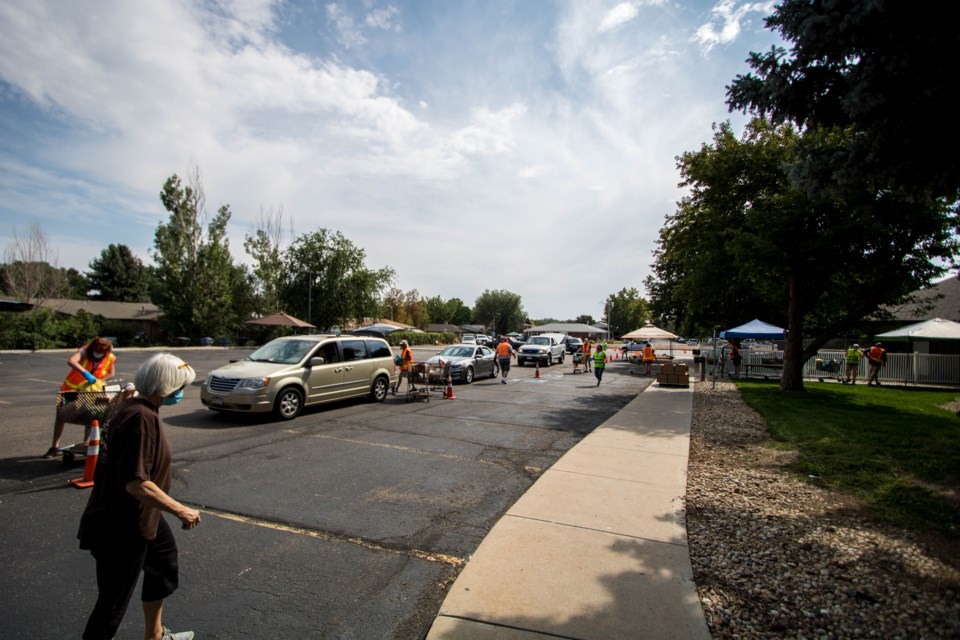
[78,353,201,640]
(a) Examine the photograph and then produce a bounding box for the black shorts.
[498,357,511,372]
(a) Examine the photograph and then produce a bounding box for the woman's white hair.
[134,353,196,398]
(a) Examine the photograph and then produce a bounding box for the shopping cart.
[405,361,450,402]
[815,358,843,383]
[572,352,583,374]
[54,380,134,462]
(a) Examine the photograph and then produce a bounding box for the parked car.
[461,334,478,345]
[508,336,526,350]
[425,344,499,384]
[475,333,492,346]
[517,333,567,367]
[200,335,397,420]
[566,337,584,354]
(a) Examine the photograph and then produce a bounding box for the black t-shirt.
[78,398,172,550]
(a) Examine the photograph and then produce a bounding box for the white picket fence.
[727,349,960,386]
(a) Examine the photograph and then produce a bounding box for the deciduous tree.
[87,244,150,301]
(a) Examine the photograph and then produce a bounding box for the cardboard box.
[660,363,674,375]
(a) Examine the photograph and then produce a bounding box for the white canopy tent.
[621,323,678,341]
[875,317,960,342]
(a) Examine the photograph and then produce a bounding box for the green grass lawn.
[735,380,960,539]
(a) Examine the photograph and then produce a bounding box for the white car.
[462,334,477,344]
[517,333,567,367]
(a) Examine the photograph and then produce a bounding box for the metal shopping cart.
[405,361,450,402]
[815,358,844,383]
[54,380,135,462]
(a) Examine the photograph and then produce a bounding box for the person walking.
[844,343,862,384]
[77,353,199,640]
[593,342,606,386]
[46,337,117,458]
[866,342,887,386]
[582,340,593,373]
[392,340,414,394]
[641,341,656,376]
[495,336,515,384]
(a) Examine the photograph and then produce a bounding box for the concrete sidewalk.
[426,383,710,640]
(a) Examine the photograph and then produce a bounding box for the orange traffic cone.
[71,420,100,489]
[535,361,541,378]
[444,372,456,399]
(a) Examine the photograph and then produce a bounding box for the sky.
[0,0,781,321]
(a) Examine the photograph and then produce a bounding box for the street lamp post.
[300,271,314,327]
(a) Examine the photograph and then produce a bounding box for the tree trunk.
[780,272,806,392]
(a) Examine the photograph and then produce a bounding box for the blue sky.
[0,0,780,320]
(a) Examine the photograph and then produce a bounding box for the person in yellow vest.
[866,342,887,386]
[844,343,862,385]
[45,337,117,458]
[593,342,606,386]
[641,341,656,376]
[392,340,414,394]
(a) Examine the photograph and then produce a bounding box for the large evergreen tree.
[87,244,149,301]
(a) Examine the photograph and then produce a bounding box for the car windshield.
[439,346,474,358]
[248,339,315,364]
[528,337,550,345]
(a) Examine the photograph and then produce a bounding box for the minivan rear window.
[341,339,368,362]
[365,340,391,358]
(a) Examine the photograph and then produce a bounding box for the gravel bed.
[686,380,960,639]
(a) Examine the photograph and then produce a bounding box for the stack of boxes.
[657,362,690,387]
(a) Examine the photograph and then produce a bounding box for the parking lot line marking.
[199,506,466,566]
[27,378,60,385]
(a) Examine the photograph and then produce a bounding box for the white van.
[517,333,567,367]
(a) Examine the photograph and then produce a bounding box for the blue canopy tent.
[720,319,786,340]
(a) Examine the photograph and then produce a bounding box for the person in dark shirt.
[78,353,199,640]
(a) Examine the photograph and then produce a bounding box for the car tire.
[558,352,564,364]
[370,376,388,402]
[547,354,553,367]
[464,366,475,384]
[274,387,304,420]
[490,362,499,379]
[517,358,525,367]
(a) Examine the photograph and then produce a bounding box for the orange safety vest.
[868,345,885,364]
[61,351,116,391]
[400,346,413,371]
[496,342,512,357]
[642,345,655,363]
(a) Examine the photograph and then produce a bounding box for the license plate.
[211,397,223,407]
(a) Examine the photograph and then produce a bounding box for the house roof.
[425,323,463,333]
[527,322,605,334]
[887,276,960,322]
[38,298,162,321]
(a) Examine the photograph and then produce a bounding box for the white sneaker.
[161,628,194,640]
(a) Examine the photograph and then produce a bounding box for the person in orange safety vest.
[495,337,516,384]
[45,337,117,458]
[392,340,414,394]
[866,342,887,386]
[641,342,656,376]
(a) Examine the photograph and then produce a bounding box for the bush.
[0,309,105,350]
[387,331,457,346]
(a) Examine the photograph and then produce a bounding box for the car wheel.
[517,358,525,367]
[546,354,553,367]
[274,387,304,420]
[491,362,500,379]
[464,366,475,384]
[370,376,388,402]
[559,352,564,364]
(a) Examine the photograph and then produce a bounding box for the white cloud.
[599,2,640,32]
[694,0,775,53]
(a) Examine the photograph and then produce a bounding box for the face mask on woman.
[92,351,105,359]
[162,389,184,406]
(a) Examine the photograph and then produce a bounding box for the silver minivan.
[201,335,398,420]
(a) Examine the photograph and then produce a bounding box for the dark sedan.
[425,344,499,384]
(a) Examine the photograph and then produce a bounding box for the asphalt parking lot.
[0,346,649,639]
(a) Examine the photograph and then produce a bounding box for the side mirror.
[309,356,325,367]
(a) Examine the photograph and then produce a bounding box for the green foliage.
[386,331,454,347]
[242,210,285,316]
[727,0,960,201]
[736,380,960,538]
[604,288,649,338]
[152,173,239,338]
[648,119,958,389]
[86,244,150,301]
[0,309,102,350]
[281,229,395,329]
[473,290,525,335]
[381,288,429,328]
